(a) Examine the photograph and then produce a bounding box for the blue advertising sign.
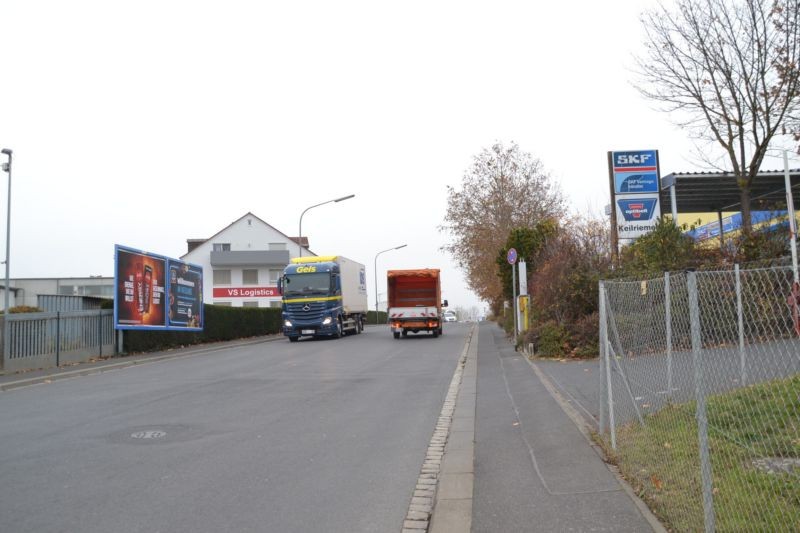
[614,172,660,194]
[617,198,659,222]
[612,150,658,171]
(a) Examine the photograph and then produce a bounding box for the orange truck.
[387,269,448,339]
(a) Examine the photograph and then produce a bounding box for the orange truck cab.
[386,269,448,339]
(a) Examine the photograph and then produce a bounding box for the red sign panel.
[213,287,279,298]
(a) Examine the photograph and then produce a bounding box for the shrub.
[7,306,42,314]
[567,312,599,358]
[526,320,570,357]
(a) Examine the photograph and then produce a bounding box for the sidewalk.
[434,321,664,533]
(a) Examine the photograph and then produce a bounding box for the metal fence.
[1,310,116,373]
[598,266,800,532]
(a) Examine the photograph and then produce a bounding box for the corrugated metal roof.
[661,170,800,213]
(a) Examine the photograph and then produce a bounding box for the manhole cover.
[109,424,201,445]
[131,430,167,440]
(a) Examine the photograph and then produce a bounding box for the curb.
[402,325,476,533]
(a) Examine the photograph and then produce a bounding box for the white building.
[181,212,312,308]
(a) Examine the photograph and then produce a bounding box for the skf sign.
[613,151,657,169]
[608,149,662,242]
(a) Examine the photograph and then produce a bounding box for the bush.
[7,306,42,314]
[123,304,282,353]
[525,320,570,357]
[567,312,599,358]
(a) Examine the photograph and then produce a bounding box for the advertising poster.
[114,245,203,331]
[168,259,204,329]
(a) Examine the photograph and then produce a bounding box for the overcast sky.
[3,0,798,313]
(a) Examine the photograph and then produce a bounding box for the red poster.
[116,248,167,327]
[213,287,279,298]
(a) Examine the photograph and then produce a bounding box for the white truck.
[279,256,368,341]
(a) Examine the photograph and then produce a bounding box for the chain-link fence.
[598,266,800,532]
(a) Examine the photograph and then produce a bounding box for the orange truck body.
[386,268,443,338]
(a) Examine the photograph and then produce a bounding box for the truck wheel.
[393,331,400,339]
[334,319,343,338]
[356,317,363,334]
[432,329,439,338]
[402,330,408,337]
[288,336,299,343]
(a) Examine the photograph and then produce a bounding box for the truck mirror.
[442,299,449,307]
[277,277,283,295]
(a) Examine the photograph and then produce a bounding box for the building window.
[269,269,280,284]
[243,301,259,308]
[270,300,282,308]
[268,243,286,251]
[215,302,232,307]
[213,269,231,285]
[213,243,231,251]
[242,269,258,285]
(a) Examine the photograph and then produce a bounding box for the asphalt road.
[0,324,470,533]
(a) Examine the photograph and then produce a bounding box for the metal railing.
[598,266,800,532]
[1,309,116,372]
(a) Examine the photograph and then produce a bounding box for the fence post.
[735,264,746,385]
[600,282,617,450]
[665,271,673,396]
[56,311,61,367]
[688,271,716,533]
[98,309,103,357]
[599,281,607,434]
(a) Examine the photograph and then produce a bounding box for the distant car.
[443,312,457,322]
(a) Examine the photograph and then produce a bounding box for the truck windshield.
[283,272,331,297]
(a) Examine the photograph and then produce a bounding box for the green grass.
[603,374,800,532]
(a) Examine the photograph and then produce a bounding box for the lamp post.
[297,194,355,257]
[1,148,12,364]
[374,244,407,324]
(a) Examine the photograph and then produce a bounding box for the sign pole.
[507,248,518,339]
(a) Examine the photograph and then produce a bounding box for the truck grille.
[285,301,327,321]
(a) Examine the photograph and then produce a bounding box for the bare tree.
[636,0,800,232]
[440,142,564,307]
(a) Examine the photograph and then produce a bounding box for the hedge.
[123,304,282,353]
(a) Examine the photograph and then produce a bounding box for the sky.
[3,0,798,315]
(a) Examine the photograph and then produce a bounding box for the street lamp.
[1,148,12,363]
[297,194,355,257]
[374,244,407,324]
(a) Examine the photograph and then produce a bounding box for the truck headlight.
[284,320,293,328]
[322,316,332,325]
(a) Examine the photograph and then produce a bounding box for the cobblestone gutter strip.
[402,328,473,533]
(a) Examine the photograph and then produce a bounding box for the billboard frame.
[114,244,204,332]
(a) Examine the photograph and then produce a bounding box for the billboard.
[115,245,203,331]
[609,150,662,242]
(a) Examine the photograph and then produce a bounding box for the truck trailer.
[387,269,447,339]
[279,256,368,341]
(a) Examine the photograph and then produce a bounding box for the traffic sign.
[507,248,517,264]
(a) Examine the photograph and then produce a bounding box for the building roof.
[182,212,312,258]
[661,170,800,213]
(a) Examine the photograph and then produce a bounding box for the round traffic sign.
[507,248,518,264]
